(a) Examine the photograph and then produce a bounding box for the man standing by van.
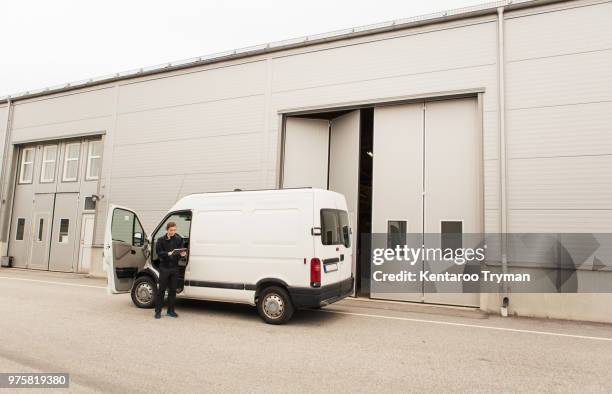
[154,222,187,319]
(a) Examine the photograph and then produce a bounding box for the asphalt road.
[1,268,612,393]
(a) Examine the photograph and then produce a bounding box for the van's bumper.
[288,276,354,308]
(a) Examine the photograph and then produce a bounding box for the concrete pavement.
[1,267,612,393]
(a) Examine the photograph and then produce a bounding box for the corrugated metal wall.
[504,1,612,232]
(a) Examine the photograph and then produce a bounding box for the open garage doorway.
[280,96,483,308]
[281,108,374,296]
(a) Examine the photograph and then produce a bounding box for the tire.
[131,276,157,309]
[257,286,294,324]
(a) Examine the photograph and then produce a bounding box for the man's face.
[167,226,177,237]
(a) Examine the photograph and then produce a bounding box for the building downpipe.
[0,97,13,256]
[497,6,510,317]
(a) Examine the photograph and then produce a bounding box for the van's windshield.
[320,209,350,248]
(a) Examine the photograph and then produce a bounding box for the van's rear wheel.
[257,286,294,324]
[131,276,157,309]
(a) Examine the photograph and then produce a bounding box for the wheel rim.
[135,282,154,305]
[262,293,284,320]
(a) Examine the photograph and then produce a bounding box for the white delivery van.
[104,188,354,324]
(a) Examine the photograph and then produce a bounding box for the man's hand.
[180,251,187,257]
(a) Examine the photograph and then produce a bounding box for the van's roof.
[184,187,315,196]
[171,187,341,210]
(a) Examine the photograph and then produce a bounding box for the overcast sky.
[1,0,484,97]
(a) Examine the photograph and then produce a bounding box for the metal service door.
[8,200,33,269]
[371,103,424,302]
[28,193,55,270]
[78,213,95,273]
[282,117,329,189]
[329,110,360,284]
[49,193,79,272]
[423,98,482,307]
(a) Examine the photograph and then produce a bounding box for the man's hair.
[166,221,177,230]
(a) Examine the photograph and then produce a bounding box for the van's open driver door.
[104,205,148,293]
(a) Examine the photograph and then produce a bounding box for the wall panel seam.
[271,63,497,94]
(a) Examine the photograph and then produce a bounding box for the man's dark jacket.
[155,233,184,269]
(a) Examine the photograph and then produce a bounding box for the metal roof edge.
[0,0,565,104]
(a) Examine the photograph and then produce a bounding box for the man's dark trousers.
[155,265,179,314]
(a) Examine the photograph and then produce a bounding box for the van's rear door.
[104,205,148,293]
[314,192,353,286]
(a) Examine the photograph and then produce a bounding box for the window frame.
[58,218,70,243]
[40,144,59,183]
[440,219,464,253]
[319,208,351,248]
[85,140,102,181]
[83,196,97,211]
[387,219,408,249]
[151,210,193,261]
[35,217,45,242]
[18,147,35,184]
[15,218,26,241]
[110,208,146,247]
[62,142,81,182]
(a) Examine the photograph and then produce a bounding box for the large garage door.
[329,111,360,290]
[423,99,482,306]
[282,117,329,189]
[371,103,424,302]
[371,98,481,307]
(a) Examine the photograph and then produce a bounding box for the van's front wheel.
[257,286,294,324]
[131,276,157,309]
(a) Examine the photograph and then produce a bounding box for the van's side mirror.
[133,232,143,247]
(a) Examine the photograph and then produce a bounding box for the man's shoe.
[154,312,161,319]
[167,311,179,318]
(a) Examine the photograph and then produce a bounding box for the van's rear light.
[310,258,321,288]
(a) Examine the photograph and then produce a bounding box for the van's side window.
[111,208,144,246]
[320,209,350,248]
[152,211,192,263]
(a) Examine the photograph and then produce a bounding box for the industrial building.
[1,0,611,322]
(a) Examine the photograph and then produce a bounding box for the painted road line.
[0,276,106,289]
[317,309,612,342]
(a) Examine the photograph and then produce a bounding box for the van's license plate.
[324,263,338,273]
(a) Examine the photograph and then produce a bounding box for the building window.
[18,148,35,184]
[36,218,45,242]
[441,221,463,253]
[86,140,102,180]
[387,220,407,249]
[59,219,70,243]
[62,143,81,182]
[84,196,97,211]
[40,145,58,183]
[15,218,26,241]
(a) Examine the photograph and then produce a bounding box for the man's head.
[166,221,177,237]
